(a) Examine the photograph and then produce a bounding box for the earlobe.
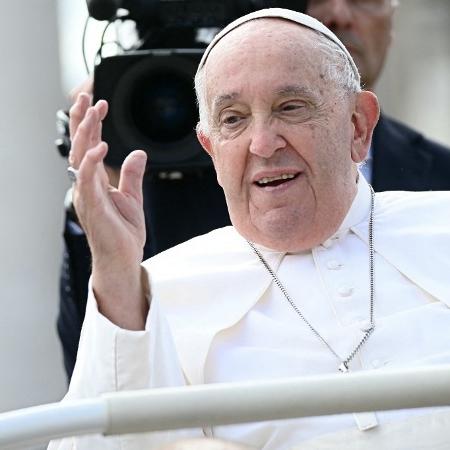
[351,91,380,163]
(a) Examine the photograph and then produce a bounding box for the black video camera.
[85,0,307,170]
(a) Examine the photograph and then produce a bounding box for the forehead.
[206,18,319,69]
[204,19,328,103]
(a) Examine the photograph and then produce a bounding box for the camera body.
[88,0,307,170]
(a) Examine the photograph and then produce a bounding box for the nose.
[308,0,354,30]
[248,120,287,159]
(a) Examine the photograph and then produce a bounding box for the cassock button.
[337,286,354,297]
[327,260,343,270]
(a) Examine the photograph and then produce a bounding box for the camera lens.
[106,51,208,167]
[130,71,198,143]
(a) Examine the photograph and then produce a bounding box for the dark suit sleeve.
[57,215,90,381]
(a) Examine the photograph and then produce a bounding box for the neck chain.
[247,187,375,373]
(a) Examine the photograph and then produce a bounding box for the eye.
[276,100,313,122]
[219,111,245,128]
[223,115,242,124]
[279,101,307,112]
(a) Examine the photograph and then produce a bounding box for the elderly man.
[306,0,450,189]
[51,8,450,450]
[57,0,450,383]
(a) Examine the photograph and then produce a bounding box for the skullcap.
[197,7,359,78]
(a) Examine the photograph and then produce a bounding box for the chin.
[239,219,311,252]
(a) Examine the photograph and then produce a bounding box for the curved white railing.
[1,365,450,449]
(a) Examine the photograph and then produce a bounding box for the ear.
[197,128,223,186]
[350,91,380,163]
[197,128,214,159]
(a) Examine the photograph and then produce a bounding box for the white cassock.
[49,176,450,450]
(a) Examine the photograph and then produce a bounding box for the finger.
[94,99,108,121]
[73,142,109,231]
[77,141,109,186]
[118,150,148,203]
[93,119,103,152]
[69,92,92,140]
[92,100,109,144]
[70,106,101,168]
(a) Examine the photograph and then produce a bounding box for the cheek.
[305,121,352,173]
[303,122,333,160]
[212,143,246,190]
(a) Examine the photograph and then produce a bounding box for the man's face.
[199,20,374,252]
[307,0,395,89]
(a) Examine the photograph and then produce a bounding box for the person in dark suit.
[306,0,450,190]
[371,115,450,191]
[57,0,450,381]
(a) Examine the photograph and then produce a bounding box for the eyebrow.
[212,93,240,111]
[275,85,315,98]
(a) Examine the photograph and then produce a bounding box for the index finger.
[69,106,101,168]
[69,92,92,140]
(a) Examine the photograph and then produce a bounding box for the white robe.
[50,178,450,449]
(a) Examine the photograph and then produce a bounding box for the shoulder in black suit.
[372,114,450,192]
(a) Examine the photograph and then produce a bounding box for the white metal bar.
[0,399,108,449]
[1,365,450,448]
[104,365,450,435]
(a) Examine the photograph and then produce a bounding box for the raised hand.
[68,93,149,330]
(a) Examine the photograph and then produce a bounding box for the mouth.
[254,172,300,188]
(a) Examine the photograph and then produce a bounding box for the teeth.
[257,174,295,185]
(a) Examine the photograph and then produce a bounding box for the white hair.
[312,29,361,93]
[194,25,361,136]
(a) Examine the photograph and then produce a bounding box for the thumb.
[118,150,148,202]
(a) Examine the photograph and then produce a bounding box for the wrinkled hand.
[68,93,148,329]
